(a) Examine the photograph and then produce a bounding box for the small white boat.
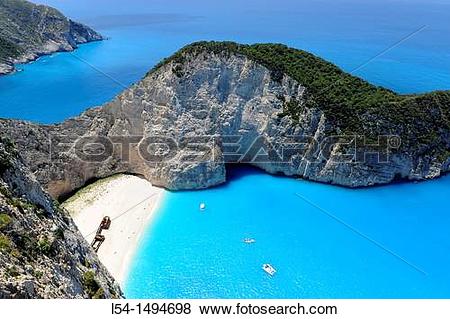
[199,203,206,211]
[243,238,256,244]
[262,263,277,276]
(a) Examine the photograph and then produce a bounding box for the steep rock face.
[0,51,310,196]
[0,137,122,298]
[0,43,449,199]
[0,0,103,75]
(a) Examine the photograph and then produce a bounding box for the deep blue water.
[1,0,450,298]
[1,0,450,123]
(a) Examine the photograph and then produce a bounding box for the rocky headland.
[1,40,449,297]
[1,41,449,200]
[0,0,103,75]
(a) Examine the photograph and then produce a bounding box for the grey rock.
[22,280,35,297]
[0,138,123,299]
[0,46,449,200]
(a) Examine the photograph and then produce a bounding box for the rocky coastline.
[1,42,449,200]
[0,0,103,76]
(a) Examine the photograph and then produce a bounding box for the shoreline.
[0,38,105,76]
[62,174,164,286]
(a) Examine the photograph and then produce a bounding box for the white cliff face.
[100,52,308,189]
[96,51,448,191]
[0,49,449,198]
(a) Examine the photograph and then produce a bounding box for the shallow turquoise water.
[1,0,450,298]
[124,167,450,298]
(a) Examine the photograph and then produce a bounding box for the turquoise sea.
[125,167,450,298]
[1,0,450,298]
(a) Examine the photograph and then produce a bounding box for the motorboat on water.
[243,238,256,244]
[262,263,276,276]
[199,203,206,211]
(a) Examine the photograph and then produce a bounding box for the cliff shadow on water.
[223,163,448,191]
[225,164,285,184]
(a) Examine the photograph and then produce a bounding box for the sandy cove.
[62,174,164,285]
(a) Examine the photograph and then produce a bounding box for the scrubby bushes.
[82,270,105,299]
[0,36,22,62]
[0,213,12,229]
[0,234,12,253]
[0,137,17,173]
[36,237,52,254]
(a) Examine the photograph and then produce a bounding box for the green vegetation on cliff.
[82,270,106,299]
[0,0,66,48]
[0,0,102,73]
[155,41,450,156]
[0,36,22,62]
[0,137,17,173]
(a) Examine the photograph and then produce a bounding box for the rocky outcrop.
[0,42,449,200]
[0,0,103,75]
[0,137,122,298]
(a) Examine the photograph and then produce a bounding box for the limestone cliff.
[0,137,122,298]
[0,41,449,200]
[0,0,103,75]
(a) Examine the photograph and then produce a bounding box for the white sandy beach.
[62,174,164,285]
